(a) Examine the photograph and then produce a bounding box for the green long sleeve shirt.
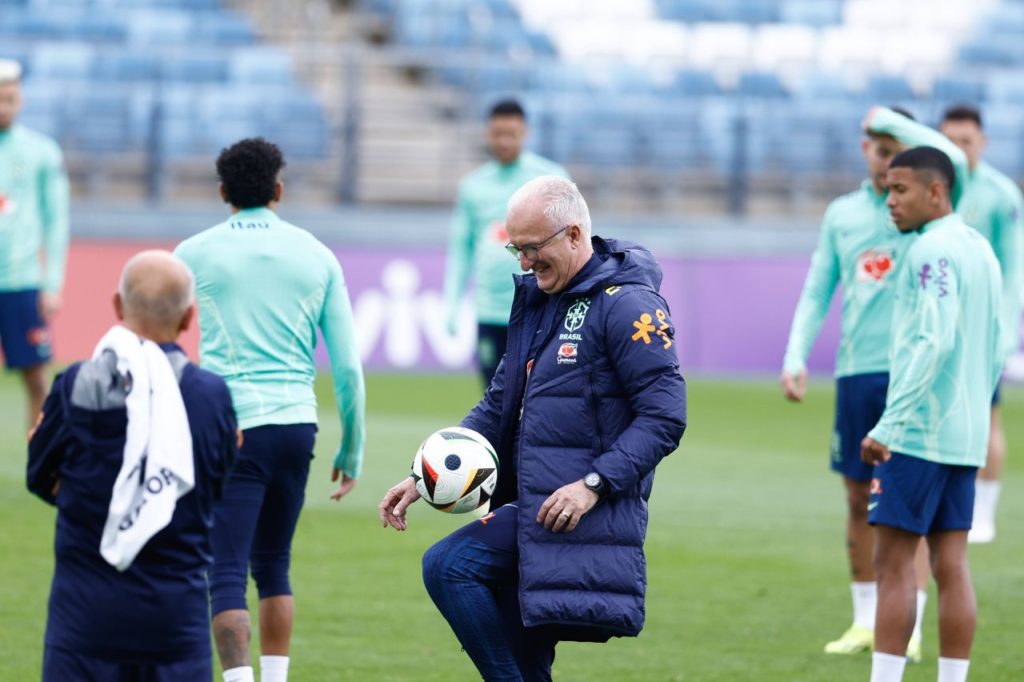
[0,124,70,294]
[868,214,1003,466]
[956,160,1024,359]
[443,151,568,328]
[174,207,367,478]
[782,108,969,377]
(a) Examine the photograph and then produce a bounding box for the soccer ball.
[412,426,498,514]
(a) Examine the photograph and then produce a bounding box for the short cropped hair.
[216,138,286,209]
[508,175,591,237]
[889,146,956,195]
[942,104,983,129]
[489,98,526,121]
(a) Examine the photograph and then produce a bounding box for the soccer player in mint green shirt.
[174,138,365,682]
[862,146,1001,682]
[940,105,1024,544]
[781,106,967,659]
[0,60,70,427]
[443,99,568,387]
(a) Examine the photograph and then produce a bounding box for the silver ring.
[560,511,571,518]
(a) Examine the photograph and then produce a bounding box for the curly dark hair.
[216,138,286,209]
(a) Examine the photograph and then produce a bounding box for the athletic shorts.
[831,372,889,482]
[868,452,977,535]
[992,381,1002,407]
[210,423,315,615]
[43,646,210,682]
[0,289,51,369]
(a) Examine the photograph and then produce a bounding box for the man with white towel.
[27,250,238,681]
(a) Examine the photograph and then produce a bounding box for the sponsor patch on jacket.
[630,309,673,349]
[556,342,578,364]
[856,250,894,282]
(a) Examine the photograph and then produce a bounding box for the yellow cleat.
[906,635,922,663]
[824,624,874,655]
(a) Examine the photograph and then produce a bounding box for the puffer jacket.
[463,236,687,641]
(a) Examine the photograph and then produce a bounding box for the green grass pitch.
[1,372,1022,680]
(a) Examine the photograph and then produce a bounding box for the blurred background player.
[780,107,967,661]
[28,250,237,682]
[0,59,69,427]
[442,98,569,387]
[939,104,1024,545]
[862,146,1002,682]
[174,138,366,682]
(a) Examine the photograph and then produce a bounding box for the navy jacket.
[27,344,237,663]
[463,237,687,640]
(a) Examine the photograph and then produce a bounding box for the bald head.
[116,250,195,341]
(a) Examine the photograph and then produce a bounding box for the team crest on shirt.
[563,300,590,332]
[0,193,15,216]
[856,249,894,282]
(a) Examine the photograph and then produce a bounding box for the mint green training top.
[0,124,70,294]
[443,151,569,328]
[957,160,1024,360]
[868,214,1003,467]
[782,108,968,377]
[174,207,366,478]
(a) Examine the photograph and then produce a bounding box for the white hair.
[118,251,195,328]
[507,175,591,236]
[0,59,22,84]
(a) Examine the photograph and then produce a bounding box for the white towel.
[95,325,194,571]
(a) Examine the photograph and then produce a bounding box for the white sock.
[260,656,290,682]
[852,581,877,630]
[937,657,970,682]
[912,590,927,640]
[974,480,1001,527]
[223,666,255,682]
[870,652,907,682]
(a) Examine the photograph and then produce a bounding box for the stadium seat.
[229,48,295,86]
[750,24,818,73]
[670,68,720,97]
[737,71,789,98]
[32,42,95,80]
[778,0,842,27]
[92,50,162,82]
[161,53,230,84]
[865,74,916,102]
[930,76,987,104]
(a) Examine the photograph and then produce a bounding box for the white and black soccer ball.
[412,426,498,514]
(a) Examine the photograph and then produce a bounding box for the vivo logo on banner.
[347,259,477,370]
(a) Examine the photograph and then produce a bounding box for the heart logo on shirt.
[857,251,894,282]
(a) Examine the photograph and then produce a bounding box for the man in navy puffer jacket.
[380,176,687,681]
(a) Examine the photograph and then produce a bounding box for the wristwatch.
[583,472,608,498]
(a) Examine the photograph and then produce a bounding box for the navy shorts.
[0,289,51,369]
[992,381,1002,407]
[477,322,509,388]
[43,646,211,682]
[831,372,889,482]
[210,423,315,615]
[868,453,977,535]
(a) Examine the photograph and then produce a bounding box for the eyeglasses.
[505,225,570,261]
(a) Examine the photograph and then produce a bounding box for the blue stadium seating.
[5,0,329,166]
